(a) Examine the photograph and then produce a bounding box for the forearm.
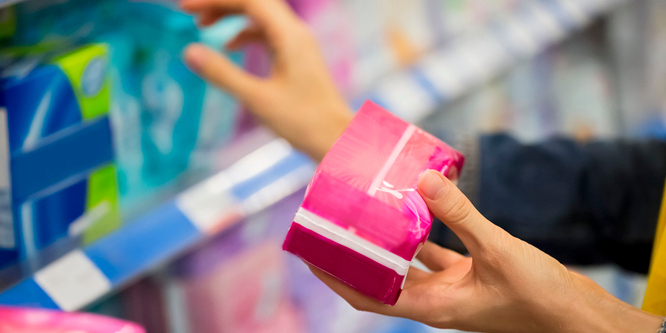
[562,274,663,333]
[302,101,353,162]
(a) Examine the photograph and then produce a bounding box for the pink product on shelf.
[182,242,305,333]
[289,0,354,95]
[0,306,145,333]
[283,101,464,305]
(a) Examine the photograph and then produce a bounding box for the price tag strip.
[0,140,314,310]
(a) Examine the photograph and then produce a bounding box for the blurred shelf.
[0,139,315,310]
[363,0,626,123]
[0,0,23,9]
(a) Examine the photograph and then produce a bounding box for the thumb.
[184,43,263,101]
[417,169,498,255]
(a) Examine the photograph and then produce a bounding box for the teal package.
[125,3,206,188]
[190,17,247,170]
[127,3,245,188]
[0,44,121,269]
[98,31,146,203]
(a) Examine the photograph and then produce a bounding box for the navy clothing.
[430,134,666,274]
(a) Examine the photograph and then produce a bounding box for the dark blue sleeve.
[430,133,666,274]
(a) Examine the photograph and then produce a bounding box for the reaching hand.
[310,170,663,333]
[181,0,353,161]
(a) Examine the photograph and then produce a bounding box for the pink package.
[282,101,464,305]
[182,242,305,333]
[0,306,145,333]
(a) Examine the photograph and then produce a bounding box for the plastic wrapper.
[283,101,464,305]
[0,306,145,333]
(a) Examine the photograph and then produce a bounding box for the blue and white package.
[0,44,121,269]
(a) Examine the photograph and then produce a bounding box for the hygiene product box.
[0,306,145,333]
[282,101,464,305]
[173,196,307,333]
[0,44,120,268]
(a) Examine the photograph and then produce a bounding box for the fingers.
[416,241,465,272]
[184,43,265,101]
[417,170,499,256]
[181,0,302,47]
[308,265,400,314]
[403,266,431,288]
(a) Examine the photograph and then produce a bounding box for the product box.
[283,101,464,305]
[0,44,120,268]
[173,198,307,333]
[0,306,145,333]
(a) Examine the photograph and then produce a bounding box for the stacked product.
[0,44,120,269]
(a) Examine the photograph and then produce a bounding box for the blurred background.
[0,0,664,332]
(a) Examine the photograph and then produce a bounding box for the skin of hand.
[310,170,663,333]
[180,0,662,331]
[180,0,353,162]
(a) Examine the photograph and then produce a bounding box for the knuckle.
[440,196,473,225]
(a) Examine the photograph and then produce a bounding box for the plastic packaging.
[0,44,120,269]
[0,306,145,333]
[283,101,464,305]
[172,194,307,333]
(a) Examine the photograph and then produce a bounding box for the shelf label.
[176,173,242,234]
[34,250,111,311]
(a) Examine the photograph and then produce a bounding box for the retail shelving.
[0,138,315,310]
[0,0,628,310]
[362,0,626,123]
[0,0,22,9]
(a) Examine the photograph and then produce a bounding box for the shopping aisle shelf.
[365,0,626,123]
[0,139,315,311]
[0,0,22,9]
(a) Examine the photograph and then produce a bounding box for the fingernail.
[184,44,205,73]
[418,170,446,200]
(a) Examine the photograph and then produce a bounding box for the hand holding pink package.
[283,101,464,305]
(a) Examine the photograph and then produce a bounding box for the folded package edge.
[283,214,405,305]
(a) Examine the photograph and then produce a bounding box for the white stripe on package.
[34,250,111,311]
[367,124,416,197]
[293,208,410,276]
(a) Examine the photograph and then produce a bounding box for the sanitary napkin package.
[0,306,145,333]
[0,44,120,268]
[283,101,464,305]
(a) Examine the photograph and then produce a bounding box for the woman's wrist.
[563,274,663,333]
[306,103,353,162]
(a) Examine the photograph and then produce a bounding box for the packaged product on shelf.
[0,44,120,268]
[172,201,306,333]
[191,17,246,169]
[0,7,16,42]
[0,306,145,333]
[99,31,145,202]
[9,0,106,48]
[290,0,355,95]
[127,3,242,189]
[283,101,464,305]
[132,5,205,188]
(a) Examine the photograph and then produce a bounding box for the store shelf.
[0,0,22,9]
[364,0,626,123]
[0,0,628,312]
[0,139,315,310]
